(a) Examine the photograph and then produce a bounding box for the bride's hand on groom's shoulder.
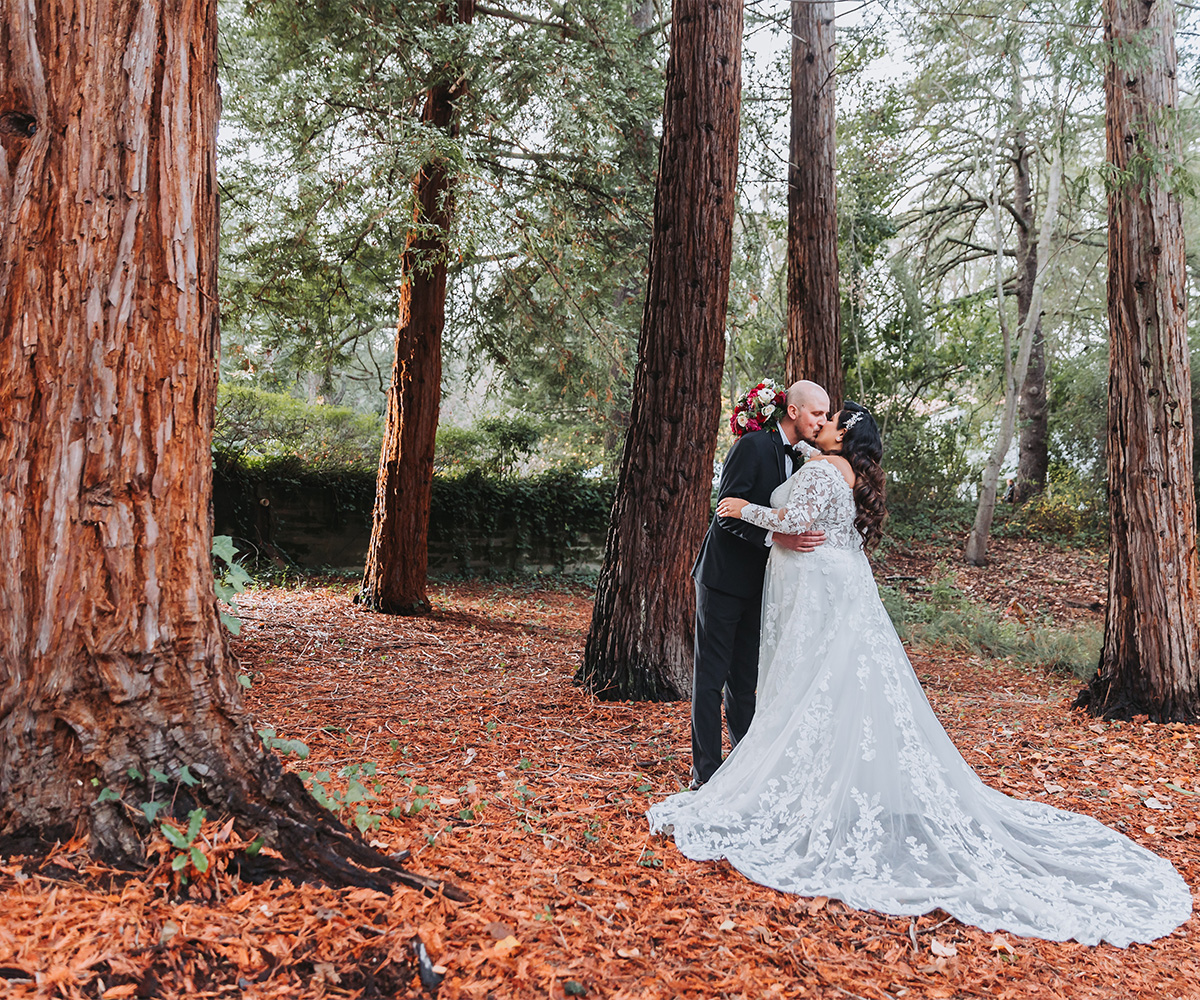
[716,497,749,519]
[775,530,826,553]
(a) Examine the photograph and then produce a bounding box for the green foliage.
[1000,465,1106,543]
[213,534,254,635]
[92,767,216,877]
[212,0,1200,514]
[214,384,382,471]
[300,763,384,835]
[218,0,433,403]
[428,468,613,573]
[258,727,311,760]
[435,417,543,477]
[882,413,977,515]
[214,444,613,574]
[218,0,662,442]
[161,808,211,874]
[881,574,1101,678]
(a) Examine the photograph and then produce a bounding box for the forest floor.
[3,536,1200,999]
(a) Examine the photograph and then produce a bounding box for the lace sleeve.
[739,461,842,534]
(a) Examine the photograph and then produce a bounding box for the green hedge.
[213,454,614,571]
[428,468,613,570]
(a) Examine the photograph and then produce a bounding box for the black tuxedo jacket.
[692,429,793,599]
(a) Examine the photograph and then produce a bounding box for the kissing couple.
[647,380,1190,946]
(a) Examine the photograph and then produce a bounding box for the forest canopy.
[215,0,1200,512]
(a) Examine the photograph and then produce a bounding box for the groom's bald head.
[787,380,828,412]
[783,380,830,446]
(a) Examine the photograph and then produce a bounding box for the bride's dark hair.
[836,401,887,551]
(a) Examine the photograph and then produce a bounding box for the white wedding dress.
[648,460,1191,946]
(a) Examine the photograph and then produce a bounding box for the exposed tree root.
[1073,672,1200,725]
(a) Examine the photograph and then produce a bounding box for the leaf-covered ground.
[2,541,1199,999]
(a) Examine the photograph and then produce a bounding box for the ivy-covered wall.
[212,458,615,575]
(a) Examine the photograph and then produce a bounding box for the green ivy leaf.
[162,824,190,850]
[211,534,238,566]
[308,783,333,811]
[178,766,199,788]
[353,808,380,835]
[186,808,205,843]
[141,801,166,823]
[97,787,121,804]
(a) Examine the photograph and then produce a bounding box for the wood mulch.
[1,543,1198,999]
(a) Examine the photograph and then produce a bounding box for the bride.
[647,402,1191,946]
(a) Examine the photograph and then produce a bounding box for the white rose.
[761,404,775,419]
[736,411,749,427]
[757,388,773,403]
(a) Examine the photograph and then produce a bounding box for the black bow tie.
[783,444,804,462]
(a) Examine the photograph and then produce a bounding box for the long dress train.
[647,460,1191,946]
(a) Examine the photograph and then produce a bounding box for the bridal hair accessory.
[731,379,786,437]
[843,411,865,430]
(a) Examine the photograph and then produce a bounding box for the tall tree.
[786,0,842,403]
[892,2,1107,518]
[1013,116,1051,505]
[359,0,474,615]
[1076,0,1200,720]
[0,0,454,891]
[218,0,662,456]
[579,0,745,700]
[964,75,1064,567]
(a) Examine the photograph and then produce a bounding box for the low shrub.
[880,574,1101,679]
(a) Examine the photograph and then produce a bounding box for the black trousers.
[691,582,761,784]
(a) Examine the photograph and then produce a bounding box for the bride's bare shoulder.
[809,454,855,487]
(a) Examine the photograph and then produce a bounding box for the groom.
[689,379,831,788]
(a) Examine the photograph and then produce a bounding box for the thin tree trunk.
[359,1,474,615]
[1014,124,1050,504]
[1015,322,1049,502]
[965,97,1063,567]
[578,0,744,700]
[785,0,842,405]
[0,0,459,895]
[1076,0,1200,721]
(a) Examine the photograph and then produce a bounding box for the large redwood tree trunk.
[785,0,843,405]
[359,1,473,615]
[578,0,744,700]
[0,0,457,891]
[1077,0,1200,720]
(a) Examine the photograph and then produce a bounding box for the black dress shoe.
[688,777,706,791]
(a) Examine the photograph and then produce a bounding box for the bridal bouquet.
[730,379,786,437]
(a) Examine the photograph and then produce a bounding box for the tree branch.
[476,4,581,39]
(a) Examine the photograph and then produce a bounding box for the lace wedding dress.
[648,460,1191,946]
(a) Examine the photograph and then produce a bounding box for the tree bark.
[1013,127,1050,504]
[578,0,744,700]
[785,0,842,406]
[0,0,461,894]
[359,1,474,615]
[1076,0,1200,721]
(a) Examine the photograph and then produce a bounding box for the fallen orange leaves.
[0,564,1197,998]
